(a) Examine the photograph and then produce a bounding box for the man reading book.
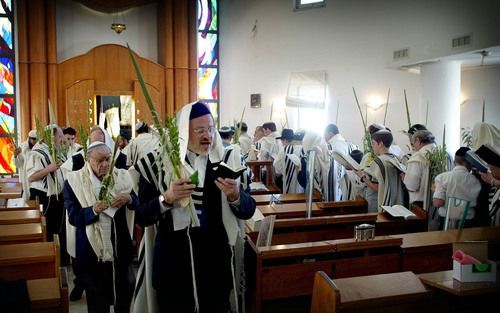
[134,102,256,313]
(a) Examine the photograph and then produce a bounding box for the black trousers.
[82,261,135,313]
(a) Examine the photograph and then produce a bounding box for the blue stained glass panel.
[0,57,13,94]
[0,17,12,50]
[0,0,12,14]
[197,0,217,31]
[198,32,218,66]
[198,68,218,100]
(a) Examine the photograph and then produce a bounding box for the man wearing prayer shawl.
[274,128,303,194]
[133,101,256,313]
[298,131,329,197]
[356,130,406,211]
[324,124,358,201]
[26,125,66,241]
[122,121,159,167]
[257,122,280,161]
[64,141,138,313]
[403,130,437,215]
[13,129,37,200]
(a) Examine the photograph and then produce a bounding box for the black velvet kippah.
[189,102,212,120]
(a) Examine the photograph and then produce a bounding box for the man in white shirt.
[236,122,252,157]
[403,130,436,212]
[257,122,280,161]
[433,147,481,229]
[13,129,37,200]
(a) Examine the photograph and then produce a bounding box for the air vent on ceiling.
[452,34,472,48]
[393,48,409,60]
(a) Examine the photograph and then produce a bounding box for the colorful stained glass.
[198,68,218,100]
[0,0,12,15]
[197,0,217,31]
[0,97,13,116]
[198,32,218,66]
[0,110,15,174]
[0,17,11,50]
[0,57,13,94]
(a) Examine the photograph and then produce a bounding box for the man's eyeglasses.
[192,126,215,134]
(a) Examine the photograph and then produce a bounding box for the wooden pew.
[247,211,427,245]
[0,199,39,211]
[27,267,69,313]
[311,271,433,313]
[248,213,379,245]
[0,236,60,280]
[245,236,403,313]
[390,226,500,273]
[257,199,367,220]
[0,219,46,244]
[251,190,323,206]
[0,209,42,225]
[0,175,20,183]
[247,160,281,195]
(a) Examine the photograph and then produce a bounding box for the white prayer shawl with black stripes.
[66,164,135,262]
[122,132,160,167]
[274,144,303,194]
[29,142,64,196]
[370,154,406,211]
[325,135,358,201]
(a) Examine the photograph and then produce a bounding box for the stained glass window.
[197,0,219,125]
[0,0,15,174]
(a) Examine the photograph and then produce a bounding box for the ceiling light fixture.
[111,22,126,34]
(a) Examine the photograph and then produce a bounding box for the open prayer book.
[464,150,489,173]
[331,151,361,171]
[250,182,269,191]
[214,161,246,180]
[381,205,418,220]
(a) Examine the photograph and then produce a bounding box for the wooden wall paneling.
[45,0,59,123]
[158,0,175,116]
[16,0,30,140]
[173,0,190,111]
[188,0,198,102]
[27,0,48,125]
[65,80,95,134]
[134,81,161,125]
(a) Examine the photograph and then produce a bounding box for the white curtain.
[286,71,326,109]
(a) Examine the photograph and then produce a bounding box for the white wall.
[56,0,158,62]
[461,65,500,131]
[219,0,500,150]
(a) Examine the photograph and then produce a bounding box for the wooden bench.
[247,160,281,195]
[390,226,500,273]
[0,236,60,280]
[256,199,368,220]
[247,211,427,246]
[0,219,46,245]
[245,236,403,313]
[27,266,69,313]
[311,271,432,313]
[0,199,39,211]
[251,190,323,206]
[0,209,42,225]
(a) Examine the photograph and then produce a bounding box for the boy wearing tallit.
[26,125,66,241]
[64,141,138,313]
[13,129,37,200]
[273,128,303,194]
[133,102,256,313]
[355,130,406,211]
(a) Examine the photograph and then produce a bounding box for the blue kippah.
[190,102,212,120]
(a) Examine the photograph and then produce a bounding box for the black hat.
[475,144,500,167]
[277,128,294,141]
[455,147,470,157]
